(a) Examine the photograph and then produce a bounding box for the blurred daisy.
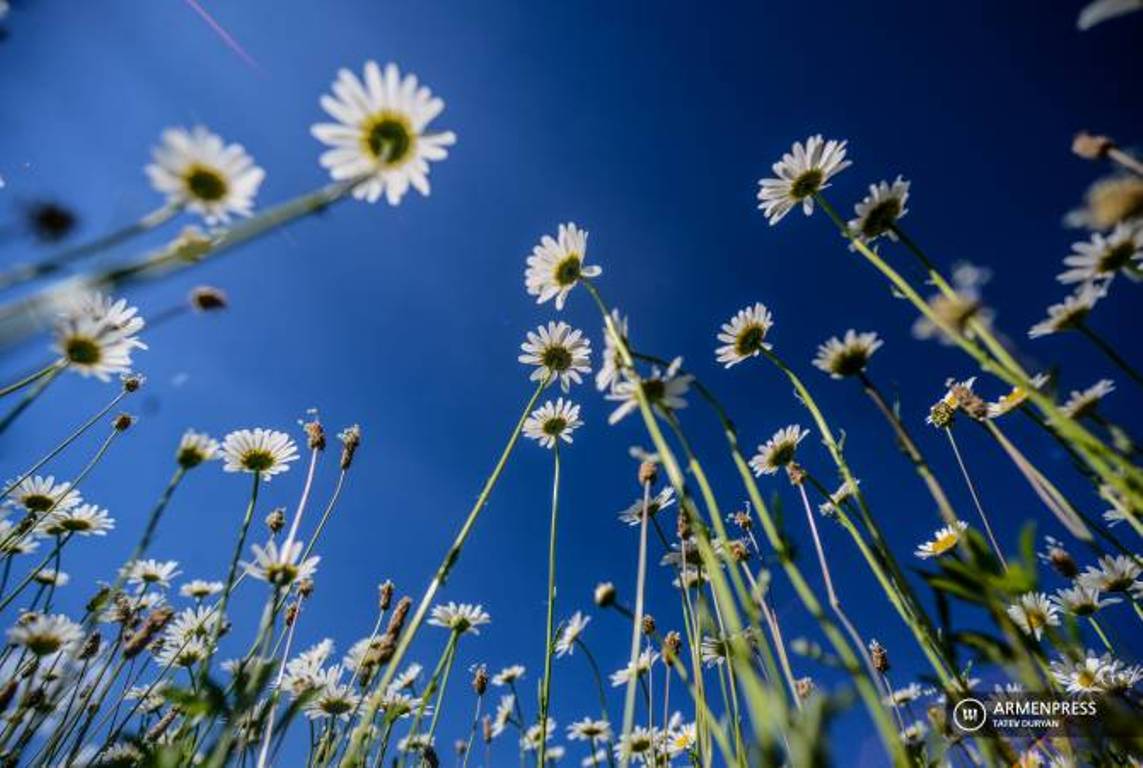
[812,330,882,378]
[491,694,516,737]
[1058,223,1142,285]
[609,649,659,687]
[39,504,115,536]
[885,682,924,706]
[180,579,224,600]
[1050,652,1117,694]
[1060,379,1115,419]
[311,61,456,205]
[6,475,81,515]
[1077,555,1140,593]
[519,322,592,393]
[243,539,320,586]
[987,373,1049,418]
[554,611,590,657]
[428,602,491,634]
[749,425,810,476]
[0,520,40,556]
[914,521,967,559]
[715,303,773,367]
[1052,584,1119,616]
[520,719,556,751]
[8,614,82,656]
[567,718,611,742]
[911,262,994,345]
[177,431,220,469]
[157,638,212,669]
[1065,174,1143,230]
[606,358,692,425]
[53,293,146,381]
[391,662,423,690]
[596,310,628,392]
[146,126,264,223]
[221,428,299,479]
[523,398,583,449]
[32,569,69,587]
[525,223,601,310]
[666,722,696,757]
[305,667,361,720]
[582,749,608,767]
[166,606,223,644]
[848,176,909,243]
[1028,283,1105,338]
[492,665,525,687]
[700,635,729,667]
[1006,592,1060,640]
[757,135,851,224]
[617,487,675,526]
[124,559,180,589]
[613,726,657,763]
[817,477,860,517]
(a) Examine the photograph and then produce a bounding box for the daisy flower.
[523,398,583,449]
[812,330,882,378]
[1052,584,1120,616]
[606,358,692,425]
[1028,282,1106,338]
[304,667,361,720]
[700,635,729,667]
[7,614,83,656]
[38,504,115,536]
[221,428,299,479]
[32,569,69,587]
[519,321,592,392]
[848,176,910,243]
[1058,222,1142,285]
[157,638,212,669]
[554,611,590,657]
[427,602,491,634]
[53,293,146,381]
[817,477,860,517]
[609,649,659,687]
[243,539,320,586]
[311,61,456,205]
[566,718,611,742]
[165,606,224,644]
[914,521,967,559]
[124,559,180,589]
[885,682,924,706]
[757,135,851,225]
[179,579,224,600]
[613,726,657,763]
[145,126,264,223]
[525,222,601,310]
[596,310,628,392]
[520,719,556,751]
[0,520,39,556]
[492,665,525,687]
[177,430,220,469]
[1076,555,1141,593]
[1050,651,1117,694]
[666,721,697,757]
[617,487,675,526]
[1006,592,1060,640]
[281,639,335,696]
[5,475,81,514]
[1060,379,1115,419]
[391,662,423,690]
[1065,174,1143,231]
[715,303,773,367]
[749,425,810,476]
[490,694,516,737]
[987,373,1050,418]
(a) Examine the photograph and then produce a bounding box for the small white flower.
[1028,283,1106,338]
[7,614,83,656]
[491,694,516,737]
[311,61,455,205]
[715,303,773,367]
[32,568,69,587]
[885,682,924,706]
[124,559,181,589]
[177,430,220,468]
[554,612,590,657]
[304,666,361,720]
[566,718,611,742]
[987,373,1050,418]
[596,310,628,392]
[53,293,146,381]
[179,579,224,600]
[427,602,490,634]
[606,358,692,425]
[520,718,556,751]
[157,637,212,669]
[914,521,967,559]
[812,330,883,378]
[609,649,659,687]
[749,425,810,476]
[221,428,299,479]
[1076,555,1141,593]
[391,662,423,690]
[1050,651,1121,694]
[146,126,264,223]
[523,398,583,449]
[6,475,81,515]
[243,539,320,586]
[38,504,115,537]
[1006,592,1060,640]
[1060,379,1115,419]
[281,639,335,696]
[165,606,224,645]
[1058,223,1142,285]
[848,176,910,243]
[817,478,860,516]
[1052,584,1120,616]
[617,487,675,526]
[613,726,658,763]
[665,721,697,757]
[492,665,525,687]
[519,321,592,393]
[757,135,851,225]
[525,223,601,310]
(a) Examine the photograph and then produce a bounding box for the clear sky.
[0,1,1140,764]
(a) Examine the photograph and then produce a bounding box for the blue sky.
[0,0,1140,764]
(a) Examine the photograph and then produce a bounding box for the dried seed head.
[676,509,692,540]
[123,605,174,658]
[121,373,144,393]
[304,418,326,451]
[727,540,750,563]
[927,401,956,429]
[146,709,179,742]
[869,639,890,674]
[1072,131,1114,160]
[949,383,988,421]
[378,580,394,611]
[795,677,815,699]
[593,582,616,607]
[0,680,18,712]
[1047,545,1078,579]
[113,413,135,432]
[663,630,682,664]
[298,578,315,598]
[189,285,228,312]
[455,740,468,756]
[285,603,300,626]
[785,462,806,486]
[472,665,488,696]
[637,460,659,486]
[78,632,102,660]
[339,424,362,469]
[265,507,286,534]
[482,715,493,744]
[641,615,656,636]
[731,509,752,530]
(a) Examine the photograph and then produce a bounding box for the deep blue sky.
[0,1,1140,764]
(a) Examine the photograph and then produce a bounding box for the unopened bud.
[663,630,681,664]
[379,580,394,611]
[298,578,314,598]
[189,285,228,312]
[285,603,300,626]
[339,424,362,470]
[121,374,143,393]
[1072,131,1114,160]
[113,413,135,432]
[641,615,656,636]
[637,460,659,486]
[472,665,488,696]
[785,462,806,486]
[593,582,616,607]
[869,639,889,674]
[265,508,286,534]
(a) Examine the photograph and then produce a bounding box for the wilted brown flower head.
[869,639,889,674]
[379,580,394,611]
[1072,131,1114,160]
[265,507,286,534]
[339,424,362,469]
[641,615,656,636]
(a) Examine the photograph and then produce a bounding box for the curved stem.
[943,428,1005,565]
[0,363,64,435]
[0,359,65,399]
[1077,322,1143,388]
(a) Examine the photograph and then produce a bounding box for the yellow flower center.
[361,112,414,167]
[183,165,229,202]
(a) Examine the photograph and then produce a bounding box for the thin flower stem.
[0,359,65,399]
[459,694,483,768]
[1088,616,1114,653]
[0,532,72,612]
[741,566,800,709]
[401,630,459,766]
[0,362,64,435]
[617,479,652,768]
[256,596,306,768]
[283,445,322,555]
[575,640,617,768]
[1076,322,1143,388]
[943,428,1006,565]
[538,445,561,768]
[301,469,348,563]
[339,377,549,767]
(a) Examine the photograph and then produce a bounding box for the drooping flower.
[53,293,146,381]
[1060,379,1115,419]
[609,649,659,687]
[606,358,692,425]
[715,303,773,367]
[427,602,491,635]
[987,373,1050,418]
[596,310,629,393]
[243,539,320,586]
[749,425,810,476]
[7,614,83,656]
[1006,592,1060,640]
[1058,223,1142,285]
[554,611,590,657]
[311,61,456,205]
[146,126,264,223]
[757,135,851,224]
[812,330,883,378]
[523,398,583,449]
[221,428,299,479]
[519,321,592,393]
[914,521,967,559]
[492,665,525,687]
[617,487,676,526]
[525,223,601,310]
[848,176,910,243]
[1028,283,1106,338]
[177,430,220,469]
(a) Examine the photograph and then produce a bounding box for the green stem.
[1077,322,1143,388]
[0,359,65,399]
[0,363,64,435]
[537,445,561,768]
